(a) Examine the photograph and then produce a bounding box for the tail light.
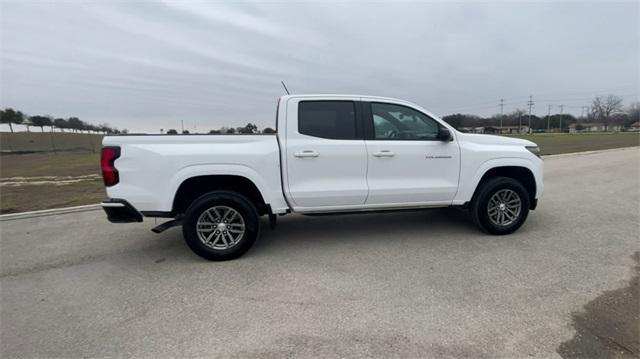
[101,146,121,186]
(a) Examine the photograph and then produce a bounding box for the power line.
[450,86,637,110]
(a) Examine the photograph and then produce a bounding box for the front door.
[284,99,368,209]
[364,101,460,205]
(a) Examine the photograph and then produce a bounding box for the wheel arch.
[472,165,537,209]
[171,172,270,216]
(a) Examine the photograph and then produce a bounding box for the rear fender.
[165,164,283,212]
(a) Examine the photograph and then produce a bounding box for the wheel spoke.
[220,233,228,246]
[198,225,215,232]
[205,210,217,223]
[222,208,233,222]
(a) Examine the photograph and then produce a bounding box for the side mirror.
[438,127,453,141]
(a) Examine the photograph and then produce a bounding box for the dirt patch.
[0,152,104,213]
[0,179,105,214]
[557,252,639,358]
[0,174,101,186]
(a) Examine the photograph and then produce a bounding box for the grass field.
[1,151,103,214]
[0,132,103,153]
[506,132,639,155]
[0,133,638,214]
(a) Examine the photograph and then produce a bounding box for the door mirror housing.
[437,127,453,141]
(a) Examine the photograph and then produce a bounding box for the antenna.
[280,81,291,95]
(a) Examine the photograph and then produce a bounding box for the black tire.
[470,176,530,235]
[182,191,260,261]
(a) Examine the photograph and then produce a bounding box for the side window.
[371,103,440,140]
[298,101,357,140]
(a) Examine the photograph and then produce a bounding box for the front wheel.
[471,177,530,235]
[182,191,260,261]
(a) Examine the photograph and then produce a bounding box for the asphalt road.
[1,148,639,358]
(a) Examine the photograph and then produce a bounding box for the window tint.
[298,101,357,140]
[371,103,440,140]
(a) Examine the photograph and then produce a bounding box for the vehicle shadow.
[148,207,484,264]
[250,207,479,256]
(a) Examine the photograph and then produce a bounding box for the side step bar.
[151,218,183,233]
[151,212,278,233]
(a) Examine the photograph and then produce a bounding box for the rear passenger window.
[298,101,357,140]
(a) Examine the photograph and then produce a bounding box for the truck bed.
[102,134,288,214]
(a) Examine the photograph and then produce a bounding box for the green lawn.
[504,133,639,155]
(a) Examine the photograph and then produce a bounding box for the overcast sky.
[1,1,638,133]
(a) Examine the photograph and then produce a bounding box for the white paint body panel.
[103,135,290,214]
[364,140,460,204]
[283,96,368,207]
[104,94,543,217]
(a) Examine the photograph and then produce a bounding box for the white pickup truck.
[101,95,543,260]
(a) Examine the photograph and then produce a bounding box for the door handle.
[372,150,395,157]
[294,150,319,158]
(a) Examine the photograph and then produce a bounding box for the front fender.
[453,157,543,204]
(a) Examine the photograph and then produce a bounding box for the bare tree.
[590,95,624,131]
[628,102,640,125]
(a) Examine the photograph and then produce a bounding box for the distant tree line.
[0,108,127,134]
[164,123,275,135]
[442,96,639,132]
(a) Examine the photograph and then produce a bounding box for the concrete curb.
[0,204,102,221]
[542,146,638,159]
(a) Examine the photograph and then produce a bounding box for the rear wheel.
[182,191,260,261]
[471,177,530,235]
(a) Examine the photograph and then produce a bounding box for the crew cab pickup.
[101,95,543,260]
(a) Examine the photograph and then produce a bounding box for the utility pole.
[518,112,522,134]
[181,120,184,133]
[499,98,504,133]
[527,95,534,134]
[547,104,552,133]
[559,105,564,133]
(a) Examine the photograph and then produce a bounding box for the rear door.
[363,101,460,205]
[283,98,368,209]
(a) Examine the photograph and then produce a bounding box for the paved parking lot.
[1,148,638,358]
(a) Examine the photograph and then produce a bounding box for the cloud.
[1,1,637,133]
